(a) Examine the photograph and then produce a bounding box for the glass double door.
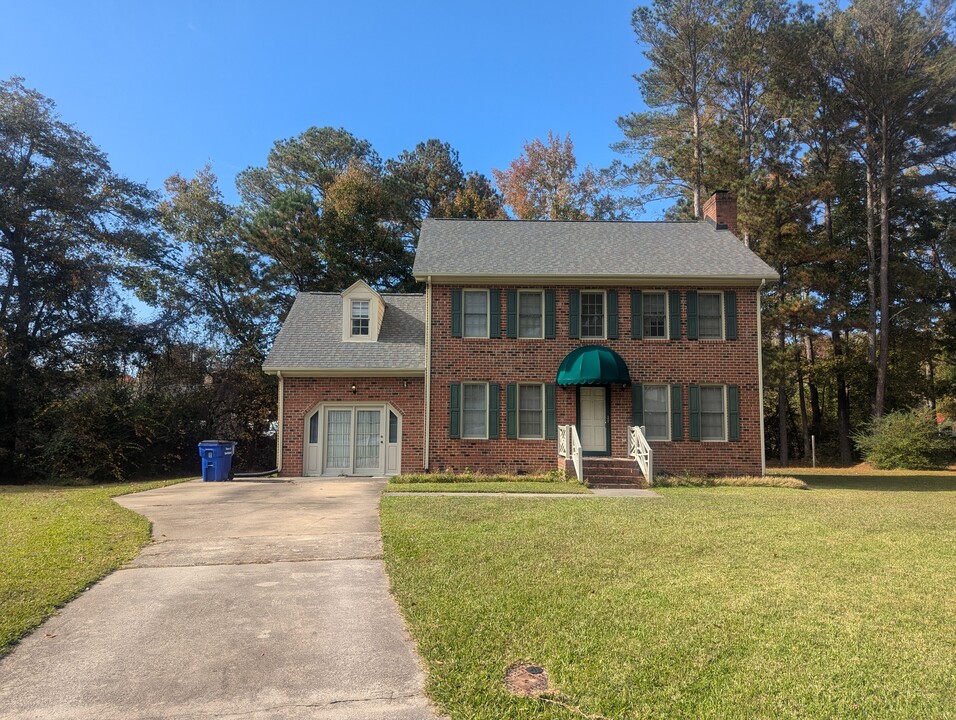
[323,408,382,476]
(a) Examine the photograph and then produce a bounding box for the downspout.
[276,370,284,474]
[423,276,432,471]
[756,281,767,476]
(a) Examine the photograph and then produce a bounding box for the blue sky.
[2,0,655,212]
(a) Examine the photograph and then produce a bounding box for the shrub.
[853,408,953,470]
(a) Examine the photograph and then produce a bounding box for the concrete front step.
[583,458,647,489]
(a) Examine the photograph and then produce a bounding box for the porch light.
[350,383,357,394]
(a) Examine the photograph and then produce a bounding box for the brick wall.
[429,284,763,476]
[279,376,424,477]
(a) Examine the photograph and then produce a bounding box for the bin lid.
[199,440,236,444]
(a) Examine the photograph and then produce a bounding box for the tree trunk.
[692,102,702,218]
[804,333,822,437]
[864,122,878,387]
[874,114,892,418]
[778,324,789,467]
[796,343,810,458]
[831,322,853,465]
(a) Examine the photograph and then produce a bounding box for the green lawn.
[381,469,956,719]
[386,481,590,494]
[0,479,188,655]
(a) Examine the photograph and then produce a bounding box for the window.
[643,292,667,339]
[581,291,605,339]
[462,383,488,438]
[308,412,319,444]
[643,385,669,440]
[388,411,398,444]
[463,291,488,338]
[700,386,726,441]
[518,384,544,438]
[350,300,370,336]
[518,291,543,338]
[698,292,723,340]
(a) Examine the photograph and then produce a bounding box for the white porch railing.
[557,424,584,483]
[628,425,654,485]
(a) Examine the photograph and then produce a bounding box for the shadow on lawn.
[792,474,956,492]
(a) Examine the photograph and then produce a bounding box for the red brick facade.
[428,283,763,476]
[278,283,765,478]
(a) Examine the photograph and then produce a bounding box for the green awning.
[556,345,631,386]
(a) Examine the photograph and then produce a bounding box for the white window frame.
[698,291,725,341]
[517,290,545,339]
[699,384,727,442]
[643,384,671,441]
[462,289,490,339]
[517,383,545,439]
[580,290,607,340]
[350,299,370,337]
[642,291,668,340]
[461,382,489,439]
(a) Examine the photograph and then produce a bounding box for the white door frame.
[303,402,402,477]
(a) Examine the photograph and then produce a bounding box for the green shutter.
[451,288,462,337]
[607,290,619,339]
[670,384,683,440]
[688,384,700,441]
[669,290,681,340]
[631,290,643,339]
[686,290,699,340]
[488,383,500,438]
[545,384,557,439]
[506,289,517,338]
[724,291,737,340]
[632,383,644,426]
[568,290,580,338]
[489,289,501,338]
[545,290,556,339]
[449,383,461,438]
[506,384,517,439]
[728,385,740,441]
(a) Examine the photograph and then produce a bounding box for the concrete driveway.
[0,478,441,720]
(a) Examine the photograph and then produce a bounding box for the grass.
[387,471,590,494]
[655,473,808,489]
[386,481,591,494]
[0,479,189,656]
[381,467,956,719]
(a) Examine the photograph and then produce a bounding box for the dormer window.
[351,300,370,337]
[341,280,384,342]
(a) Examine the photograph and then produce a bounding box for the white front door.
[580,386,608,454]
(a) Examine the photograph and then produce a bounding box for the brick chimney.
[702,191,737,236]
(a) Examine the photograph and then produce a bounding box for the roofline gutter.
[412,273,778,286]
[424,275,432,472]
[276,370,283,475]
[757,280,767,476]
[262,368,426,378]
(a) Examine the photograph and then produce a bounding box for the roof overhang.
[263,367,426,378]
[556,346,632,386]
[412,273,778,286]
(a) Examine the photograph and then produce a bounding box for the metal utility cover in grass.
[505,662,550,697]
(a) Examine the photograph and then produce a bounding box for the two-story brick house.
[263,192,778,484]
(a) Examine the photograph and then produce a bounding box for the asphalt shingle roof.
[413,218,779,282]
[262,292,425,372]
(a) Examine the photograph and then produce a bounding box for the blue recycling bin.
[198,440,236,482]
